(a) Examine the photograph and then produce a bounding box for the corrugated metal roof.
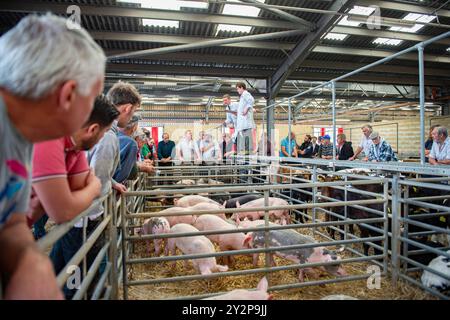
[1,0,450,88]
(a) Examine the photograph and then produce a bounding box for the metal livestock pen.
[120,162,390,300]
[2,30,449,301]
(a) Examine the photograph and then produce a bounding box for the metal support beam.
[112,87,434,103]
[268,0,354,97]
[104,50,450,77]
[241,0,314,29]
[107,29,308,60]
[98,32,450,63]
[419,46,426,165]
[288,70,448,86]
[313,45,450,64]
[357,0,450,18]
[266,79,275,149]
[332,26,450,46]
[0,0,299,30]
[106,63,271,78]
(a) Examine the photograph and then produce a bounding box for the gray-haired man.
[349,124,373,161]
[429,126,450,165]
[0,13,106,299]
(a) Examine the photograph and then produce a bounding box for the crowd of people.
[279,125,398,162]
[277,123,450,165]
[1,13,450,300]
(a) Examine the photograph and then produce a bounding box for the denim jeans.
[49,219,104,299]
[32,214,49,240]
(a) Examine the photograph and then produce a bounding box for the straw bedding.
[122,203,436,300]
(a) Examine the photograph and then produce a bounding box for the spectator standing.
[425,124,440,163]
[297,135,314,158]
[235,82,256,155]
[336,133,354,160]
[223,94,238,129]
[311,136,320,156]
[349,124,373,161]
[367,132,398,162]
[30,95,118,299]
[114,115,140,183]
[158,133,176,167]
[176,130,201,165]
[221,133,235,163]
[429,126,450,165]
[280,132,298,158]
[318,135,334,159]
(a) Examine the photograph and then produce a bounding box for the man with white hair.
[349,124,373,161]
[429,126,450,165]
[0,13,106,299]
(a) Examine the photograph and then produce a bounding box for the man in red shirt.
[29,95,119,298]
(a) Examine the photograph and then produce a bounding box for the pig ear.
[223,200,227,207]
[243,233,253,247]
[236,201,241,208]
[267,294,274,300]
[235,215,241,225]
[257,277,268,292]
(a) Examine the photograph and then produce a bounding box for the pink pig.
[231,197,291,225]
[167,223,229,275]
[203,277,273,300]
[157,207,196,226]
[236,218,279,231]
[188,202,227,221]
[140,217,170,256]
[193,214,249,265]
[174,195,221,208]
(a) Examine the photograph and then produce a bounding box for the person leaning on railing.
[29,95,119,299]
[429,126,450,166]
[365,131,398,162]
[349,124,373,161]
[317,135,334,159]
[0,13,106,299]
[425,124,440,163]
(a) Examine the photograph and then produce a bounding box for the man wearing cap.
[317,135,334,159]
[349,124,373,161]
[429,126,450,165]
[367,132,397,162]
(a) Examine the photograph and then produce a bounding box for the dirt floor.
[122,203,437,300]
